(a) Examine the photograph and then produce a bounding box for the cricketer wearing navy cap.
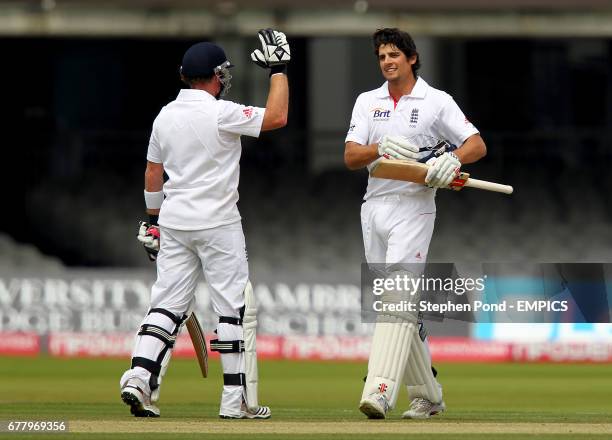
[121,30,290,420]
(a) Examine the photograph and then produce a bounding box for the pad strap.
[223,373,246,386]
[138,324,176,348]
[418,322,428,342]
[219,316,243,325]
[131,356,161,376]
[210,339,245,353]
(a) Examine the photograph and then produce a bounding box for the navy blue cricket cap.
[180,42,233,78]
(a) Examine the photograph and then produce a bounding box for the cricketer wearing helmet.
[120,30,290,419]
[344,28,487,419]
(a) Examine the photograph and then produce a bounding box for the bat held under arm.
[371,159,513,194]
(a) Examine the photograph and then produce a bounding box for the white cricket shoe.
[242,405,272,419]
[359,393,390,419]
[120,379,160,418]
[220,403,271,419]
[401,398,446,419]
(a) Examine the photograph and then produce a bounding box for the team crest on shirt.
[409,108,419,127]
[242,107,254,119]
[371,107,391,121]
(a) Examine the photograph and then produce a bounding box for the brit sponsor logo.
[243,107,254,119]
[371,107,391,121]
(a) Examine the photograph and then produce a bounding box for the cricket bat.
[185,313,208,378]
[371,159,513,194]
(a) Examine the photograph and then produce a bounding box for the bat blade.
[371,158,513,194]
[371,159,429,183]
[185,313,208,378]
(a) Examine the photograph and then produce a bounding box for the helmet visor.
[214,60,233,97]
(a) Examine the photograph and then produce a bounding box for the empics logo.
[371,107,391,121]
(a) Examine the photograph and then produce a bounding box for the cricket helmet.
[180,42,233,78]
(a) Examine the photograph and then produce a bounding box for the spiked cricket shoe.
[359,393,390,419]
[401,398,446,419]
[121,379,160,417]
[220,403,271,419]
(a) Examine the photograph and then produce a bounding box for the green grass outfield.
[0,356,611,439]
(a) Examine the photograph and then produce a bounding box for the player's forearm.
[261,74,289,131]
[144,161,164,217]
[344,142,380,170]
[144,169,163,192]
[454,134,487,164]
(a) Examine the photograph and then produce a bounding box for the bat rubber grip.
[465,178,514,194]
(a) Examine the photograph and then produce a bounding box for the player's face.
[377,44,416,82]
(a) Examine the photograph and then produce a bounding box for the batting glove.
[378,135,420,161]
[425,152,461,188]
[250,28,291,75]
[137,221,160,261]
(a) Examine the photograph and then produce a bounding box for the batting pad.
[362,316,415,409]
[243,281,259,411]
[129,308,186,403]
[404,337,443,404]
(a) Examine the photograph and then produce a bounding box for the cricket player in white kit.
[119,30,290,419]
[344,28,487,419]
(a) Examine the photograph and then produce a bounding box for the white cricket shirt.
[345,77,479,200]
[147,89,264,230]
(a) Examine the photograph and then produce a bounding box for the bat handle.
[465,178,514,194]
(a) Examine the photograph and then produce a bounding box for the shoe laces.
[375,393,390,413]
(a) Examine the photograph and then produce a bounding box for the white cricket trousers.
[152,222,248,318]
[124,221,249,415]
[361,193,436,265]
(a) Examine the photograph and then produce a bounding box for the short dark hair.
[372,28,420,76]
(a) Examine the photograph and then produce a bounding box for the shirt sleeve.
[218,100,265,138]
[433,95,479,147]
[146,120,162,163]
[345,93,371,145]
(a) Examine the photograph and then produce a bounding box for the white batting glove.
[250,29,291,72]
[378,135,420,161]
[137,221,160,261]
[425,152,461,188]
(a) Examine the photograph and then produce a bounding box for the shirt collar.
[375,77,429,100]
[410,77,428,99]
[176,88,216,102]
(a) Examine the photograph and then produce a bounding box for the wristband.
[269,65,287,76]
[144,190,164,209]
